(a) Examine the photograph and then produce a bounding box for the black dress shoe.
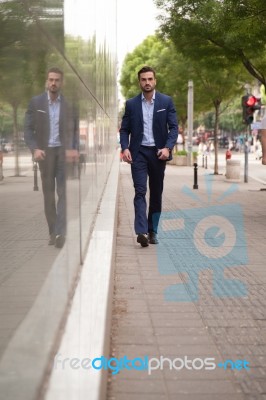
[137,233,149,247]
[148,232,159,244]
[48,233,56,245]
[55,235,65,248]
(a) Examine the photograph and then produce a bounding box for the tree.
[0,0,64,175]
[190,54,248,174]
[155,0,266,86]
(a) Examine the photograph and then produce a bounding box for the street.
[1,150,266,185]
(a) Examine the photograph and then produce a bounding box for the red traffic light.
[246,95,257,107]
[241,95,261,125]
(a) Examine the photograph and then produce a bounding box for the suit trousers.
[131,146,166,235]
[38,147,66,236]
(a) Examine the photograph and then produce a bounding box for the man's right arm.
[24,98,46,161]
[119,101,131,152]
[119,101,133,163]
[24,98,37,153]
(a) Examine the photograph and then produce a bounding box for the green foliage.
[0,103,14,138]
[0,0,65,107]
[155,0,266,86]
[174,150,187,155]
[119,36,164,99]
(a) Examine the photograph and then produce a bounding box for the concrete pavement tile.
[166,379,242,394]
[150,312,202,320]
[112,316,152,328]
[111,327,155,337]
[112,335,156,346]
[112,301,149,314]
[108,378,166,394]
[113,298,146,306]
[155,335,213,346]
[154,327,208,336]
[146,304,198,313]
[107,394,168,400]
[114,279,142,287]
[158,344,220,357]
[223,328,266,345]
[237,377,264,395]
[257,320,266,328]
[202,318,258,328]
[151,318,205,328]
[141,277,185,285]
[115,257,139,265]
[112,344,159,357]
[114,292,148,300]
[163,367,233,380]
[241,345,266,356]
[141,283,185,294]
[115,266,140,274]
[107,368,163,380]
[168,395,245,400]
[234,366,266,380]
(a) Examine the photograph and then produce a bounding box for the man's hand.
[157,148,170,160]
[66,149,79,163]
[33,149,46,161]
[122,149,133,163]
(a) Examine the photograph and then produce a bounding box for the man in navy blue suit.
[120,66,178,247]
[24,67,79,248]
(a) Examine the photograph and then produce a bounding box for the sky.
[64,0,160,102]
[116,0,160,66]
[64,0,160,67]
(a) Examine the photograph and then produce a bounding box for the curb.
[45,150,120,400]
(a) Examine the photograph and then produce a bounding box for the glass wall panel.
[0,0,118,397]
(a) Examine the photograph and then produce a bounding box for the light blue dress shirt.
[48,93,61,147]
[141,91,155,146]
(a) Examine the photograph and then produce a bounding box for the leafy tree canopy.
[155,0,266,86]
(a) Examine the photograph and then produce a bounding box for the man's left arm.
[157,98,178,161]
[65,102,79,162]
[165,97,178,150]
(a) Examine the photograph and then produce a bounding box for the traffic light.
[242,95,261,125]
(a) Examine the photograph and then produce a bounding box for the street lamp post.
[187,80,194,166]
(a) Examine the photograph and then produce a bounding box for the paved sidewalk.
[107,161,266,400]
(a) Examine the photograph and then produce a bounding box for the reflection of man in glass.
[24,67,79,248]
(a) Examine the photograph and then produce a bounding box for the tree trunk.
[213,104,220,175]
[12,105,20,177]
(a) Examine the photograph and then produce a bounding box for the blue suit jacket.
[24,92,79,152]
[120,91,178,161]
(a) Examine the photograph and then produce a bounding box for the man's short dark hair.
[138,66,156,80]
[47,67,64,79]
